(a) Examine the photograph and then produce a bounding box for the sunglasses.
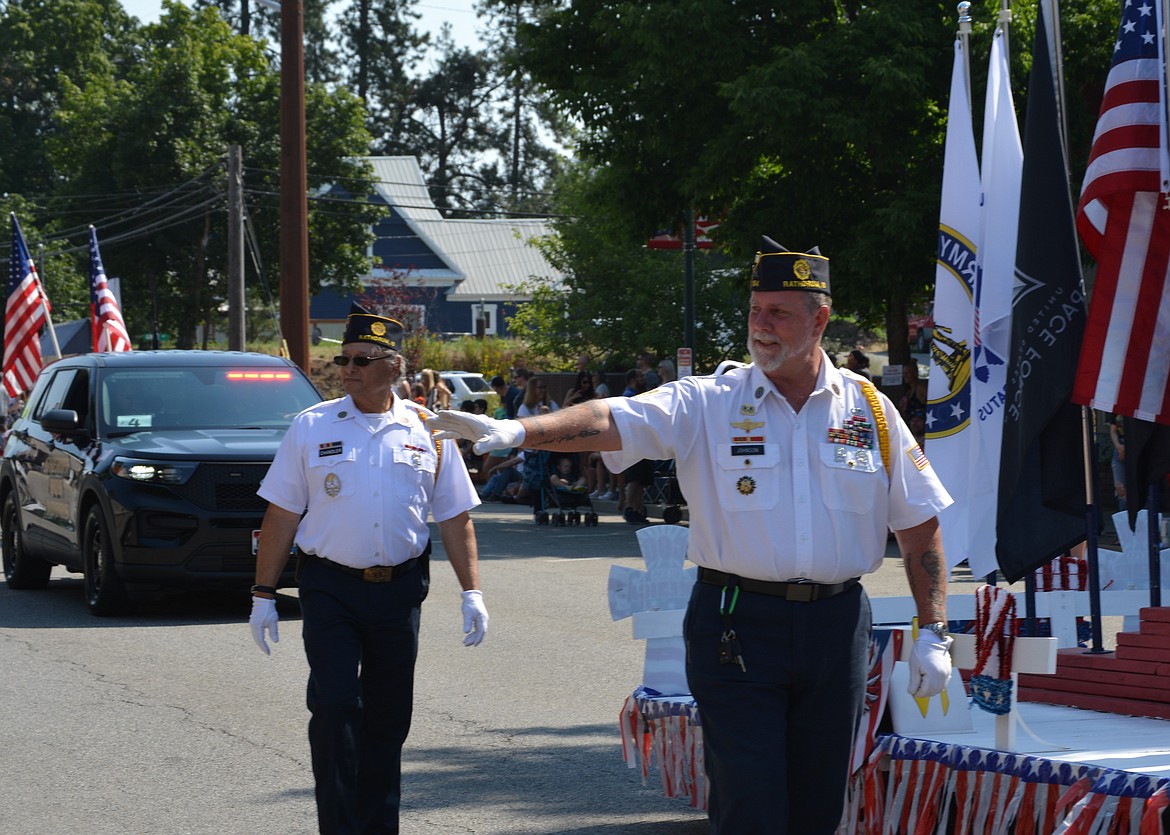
[333,354,393,368]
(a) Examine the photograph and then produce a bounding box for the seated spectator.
[561,371,598,408]
[473,398,488,415]
[517,377,559,418]
[549,455,588,493]
[480,452,523,501]
[592,371,610,398]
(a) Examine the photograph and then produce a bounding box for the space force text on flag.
[4,214,51,398]
[994,4,1088,582]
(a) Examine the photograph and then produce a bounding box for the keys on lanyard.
[718,582,746,672]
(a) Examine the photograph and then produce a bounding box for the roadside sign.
[677,348,693,378]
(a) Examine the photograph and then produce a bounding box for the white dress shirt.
[259,394,479,568]
[601,352,952,583]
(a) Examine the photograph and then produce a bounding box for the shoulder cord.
[858,379,891,479]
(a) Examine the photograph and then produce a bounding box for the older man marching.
[430,237,953,834]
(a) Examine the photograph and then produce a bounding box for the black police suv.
[0,351,322,615]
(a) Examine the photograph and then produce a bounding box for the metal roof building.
[310,157,560,338]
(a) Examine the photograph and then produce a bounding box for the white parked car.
[415,371,495,410]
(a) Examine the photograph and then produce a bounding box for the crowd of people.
[468,355,679,524]
[468,348,930,520]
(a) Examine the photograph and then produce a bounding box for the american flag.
[4,215,50,398]
[89,226,131,353]
[1073,0,1170,424]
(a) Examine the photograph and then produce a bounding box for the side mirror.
[42,409,84,438]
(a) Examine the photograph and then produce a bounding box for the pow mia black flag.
[995,8,1088,582]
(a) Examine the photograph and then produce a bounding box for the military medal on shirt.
[827,408,879,471]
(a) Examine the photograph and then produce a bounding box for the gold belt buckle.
[363,565,395,582]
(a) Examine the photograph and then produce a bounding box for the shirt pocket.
[390,446,437,499]
[818,443,883,513]
[714,444,780,512]
[307,448,358,501]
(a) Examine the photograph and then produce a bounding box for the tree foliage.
[2,0,379,348]
[516,0,1118,367]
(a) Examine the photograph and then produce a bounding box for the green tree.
[477,0,573,214]
[509,163,744,372]
[46,1,379,347]
[337,0,427,107]
[0,0,140,196]
[517,0,1117,366]
[193,0,340,84]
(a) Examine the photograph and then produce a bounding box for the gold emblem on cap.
[793,259,811,281]
[371,321,387,337]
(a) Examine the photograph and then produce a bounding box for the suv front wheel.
[83,504,132,616]
[2,493,52,589]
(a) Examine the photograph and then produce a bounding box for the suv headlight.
[111,457,198,485]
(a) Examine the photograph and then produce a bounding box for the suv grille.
[176,463,271,511]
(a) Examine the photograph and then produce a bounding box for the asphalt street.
[0,503,997,835]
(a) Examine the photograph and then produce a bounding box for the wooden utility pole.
[280,0,309,369]
[227,144,246,351]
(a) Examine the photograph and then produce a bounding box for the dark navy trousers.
[299,556,430,835]
[684,579,871,834]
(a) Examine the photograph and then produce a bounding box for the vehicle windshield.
[98,366,321,435]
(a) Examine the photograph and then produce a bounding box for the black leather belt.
[699,567,859,602]
[312,555,420,583]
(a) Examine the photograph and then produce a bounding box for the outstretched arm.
[430,399,622,454]
[519,399,621,451]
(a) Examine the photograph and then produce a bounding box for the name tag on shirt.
[730,444,765,456]
[319,441,344,458]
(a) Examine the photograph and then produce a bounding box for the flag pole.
[1158,0,1169,196]
[1146,481,1163,607]
[958,2,973,118]
[33,243,61,360]
[998,1,1013,66]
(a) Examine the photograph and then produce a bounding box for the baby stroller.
[527,450,599,527]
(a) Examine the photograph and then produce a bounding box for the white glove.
[429,411,525,455]
[907,631,953,697]
[250,596,279,655]
[461,590,489,647]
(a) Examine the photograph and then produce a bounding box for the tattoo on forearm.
[913,547,946,606]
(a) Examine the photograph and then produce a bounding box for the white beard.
[748,331,817,374]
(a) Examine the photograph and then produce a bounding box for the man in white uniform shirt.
[430,238,953,834]
[249,308,489,835]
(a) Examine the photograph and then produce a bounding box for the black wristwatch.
[251,584,278,596]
